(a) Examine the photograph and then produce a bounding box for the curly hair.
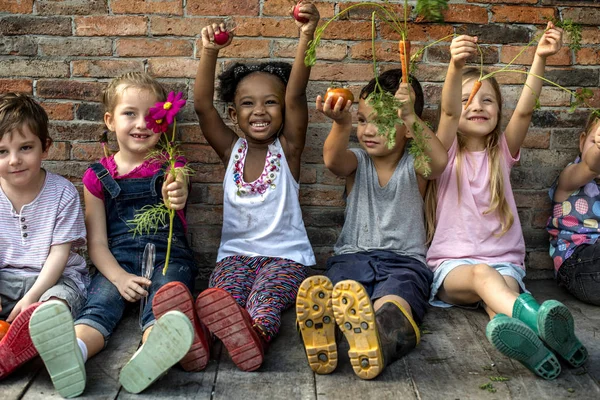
[359,69,424,118]
[0,93,51,151]
[217,61,292,103]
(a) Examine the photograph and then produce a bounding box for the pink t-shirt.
[426,134,526,272]
[82,155,187,230]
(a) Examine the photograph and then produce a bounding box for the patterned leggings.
[209,255,307,342]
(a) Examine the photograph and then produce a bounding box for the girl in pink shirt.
[426,25,586,380]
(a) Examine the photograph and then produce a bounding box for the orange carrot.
[464,80,482,110]
[399,39,411,84]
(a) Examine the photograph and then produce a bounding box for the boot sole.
[296,275,337,374]
[195,288,263,371]
[29,301,86,398]
[331,280,383,380]
[119,311,193,394]
[152,282,210,371]
[486,316,561,380]
[538,300,588,368]
[0,302,41,380]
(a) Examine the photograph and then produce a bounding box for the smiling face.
[356,98,406,158]
[229,72,285,144]
[104,86,162,157]
[458,79,500,142]
[580,118,600,161]
[0,124,49,192]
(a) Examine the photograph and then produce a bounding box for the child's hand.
[316,92,352,124]
[450,35,478,69]
[201,22,232,50]
[292,1,320,36]
[115,272,150,302]
[6,295,36,323]
[395,83,416,130]
[162,170,188,211]
[536,21,563,58]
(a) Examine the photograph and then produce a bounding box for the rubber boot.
[296,275,337,374]
[331,280,383,380]
[375,301,420,366]
[486,313,560,380]
[513,293,588,367]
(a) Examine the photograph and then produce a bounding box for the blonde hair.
[425,68,513,244]
[583,112,600,138]
[102,72,166,114]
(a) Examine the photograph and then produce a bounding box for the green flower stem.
[162,119,178,276]
[163,209,175,276]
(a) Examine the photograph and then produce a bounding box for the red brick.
[467,0,536,3]
[562,7,600,26]
[381,23,454,42]
[576,47,600,65]
[300,165,317,184]
[0,79,32,94]
[46,141,70,161]
[514,190,552,210]
[187,0,259,16]
[300,187,344,207]
[234,17,298,38]
[522,129,550,149]
[208,39,271,59]
[72,60,144,78]
[581,27,600,45]
[542,0,600,5]
[538,88,571,107]
[190,164,224,183]
[338,2,407,21]
[150,16,213,36]
[0,36,36,56]
[0,0,33,13]
[148,58,199,78]
[37,80,105,101]
[36,0,107,15]
[274,40,347,61]
[41,102,74,121]
[112,0,182,15]
[48,122,104,141]
[576,88,600,109]
[38,37,112,57]
[75,16,147,36]
[263,0,335,19]
[71,142,105,161]
[180,144,221,163]
[0,16,71,36]
[319,21,372,41]
[350,41,401,62]
[116,39,193,57]
[491,6,556,24]
[179,124,208,144]
[0,60,69,78]
[317,167,345,186]
[185,205,223,225]
[443,5,488,24]
[500,46,571,66]
[310,63,374,82]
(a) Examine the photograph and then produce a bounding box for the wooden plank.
[22,309,142,400]
[314,334,417,400]
[407,307,512,399]
[460,280,600,399]
[212,309,316,400]
[1,358,43,400]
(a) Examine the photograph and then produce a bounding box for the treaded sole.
[537,300,588,368]
[195,288,263,372]
[296,275,337,374]
[119,311,193,394]
[331,280,383,380]
[486,315,561,380]
[152,282,210,371]
[0,302,41,380]
[29,301,86,398]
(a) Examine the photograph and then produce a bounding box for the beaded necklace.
[232,139,282,196]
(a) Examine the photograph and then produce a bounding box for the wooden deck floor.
[2,280,599,400]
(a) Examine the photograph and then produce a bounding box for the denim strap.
[90,162,121,198]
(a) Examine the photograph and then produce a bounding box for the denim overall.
[75,163,198,339]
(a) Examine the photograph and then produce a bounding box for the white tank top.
[217,138,315,266]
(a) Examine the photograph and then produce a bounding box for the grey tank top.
[334,148,427,264]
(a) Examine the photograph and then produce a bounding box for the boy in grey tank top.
[296,69,451,379]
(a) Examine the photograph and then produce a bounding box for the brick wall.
[1,0,599,279]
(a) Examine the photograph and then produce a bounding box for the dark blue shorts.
[326,250,433,324]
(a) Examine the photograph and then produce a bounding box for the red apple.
[293,2,308,23]
[214,31,230,45]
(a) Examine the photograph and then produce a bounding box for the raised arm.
[280,2,320,163]
[505,22,563,157]
[194,23,238,165]
[437,35,478,150]
[319,94,358,177]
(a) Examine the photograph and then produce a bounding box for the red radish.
[293,1,308,23]
[214,31,230,45]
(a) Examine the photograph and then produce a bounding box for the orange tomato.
[325,87,354,107]
[0,320,10,340]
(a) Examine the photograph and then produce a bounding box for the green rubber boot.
[537,300,588,368]
[375,301,420,366]
[486,314,560,380]
[512,293,540,334]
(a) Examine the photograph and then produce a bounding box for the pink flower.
[145,91,186,134]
